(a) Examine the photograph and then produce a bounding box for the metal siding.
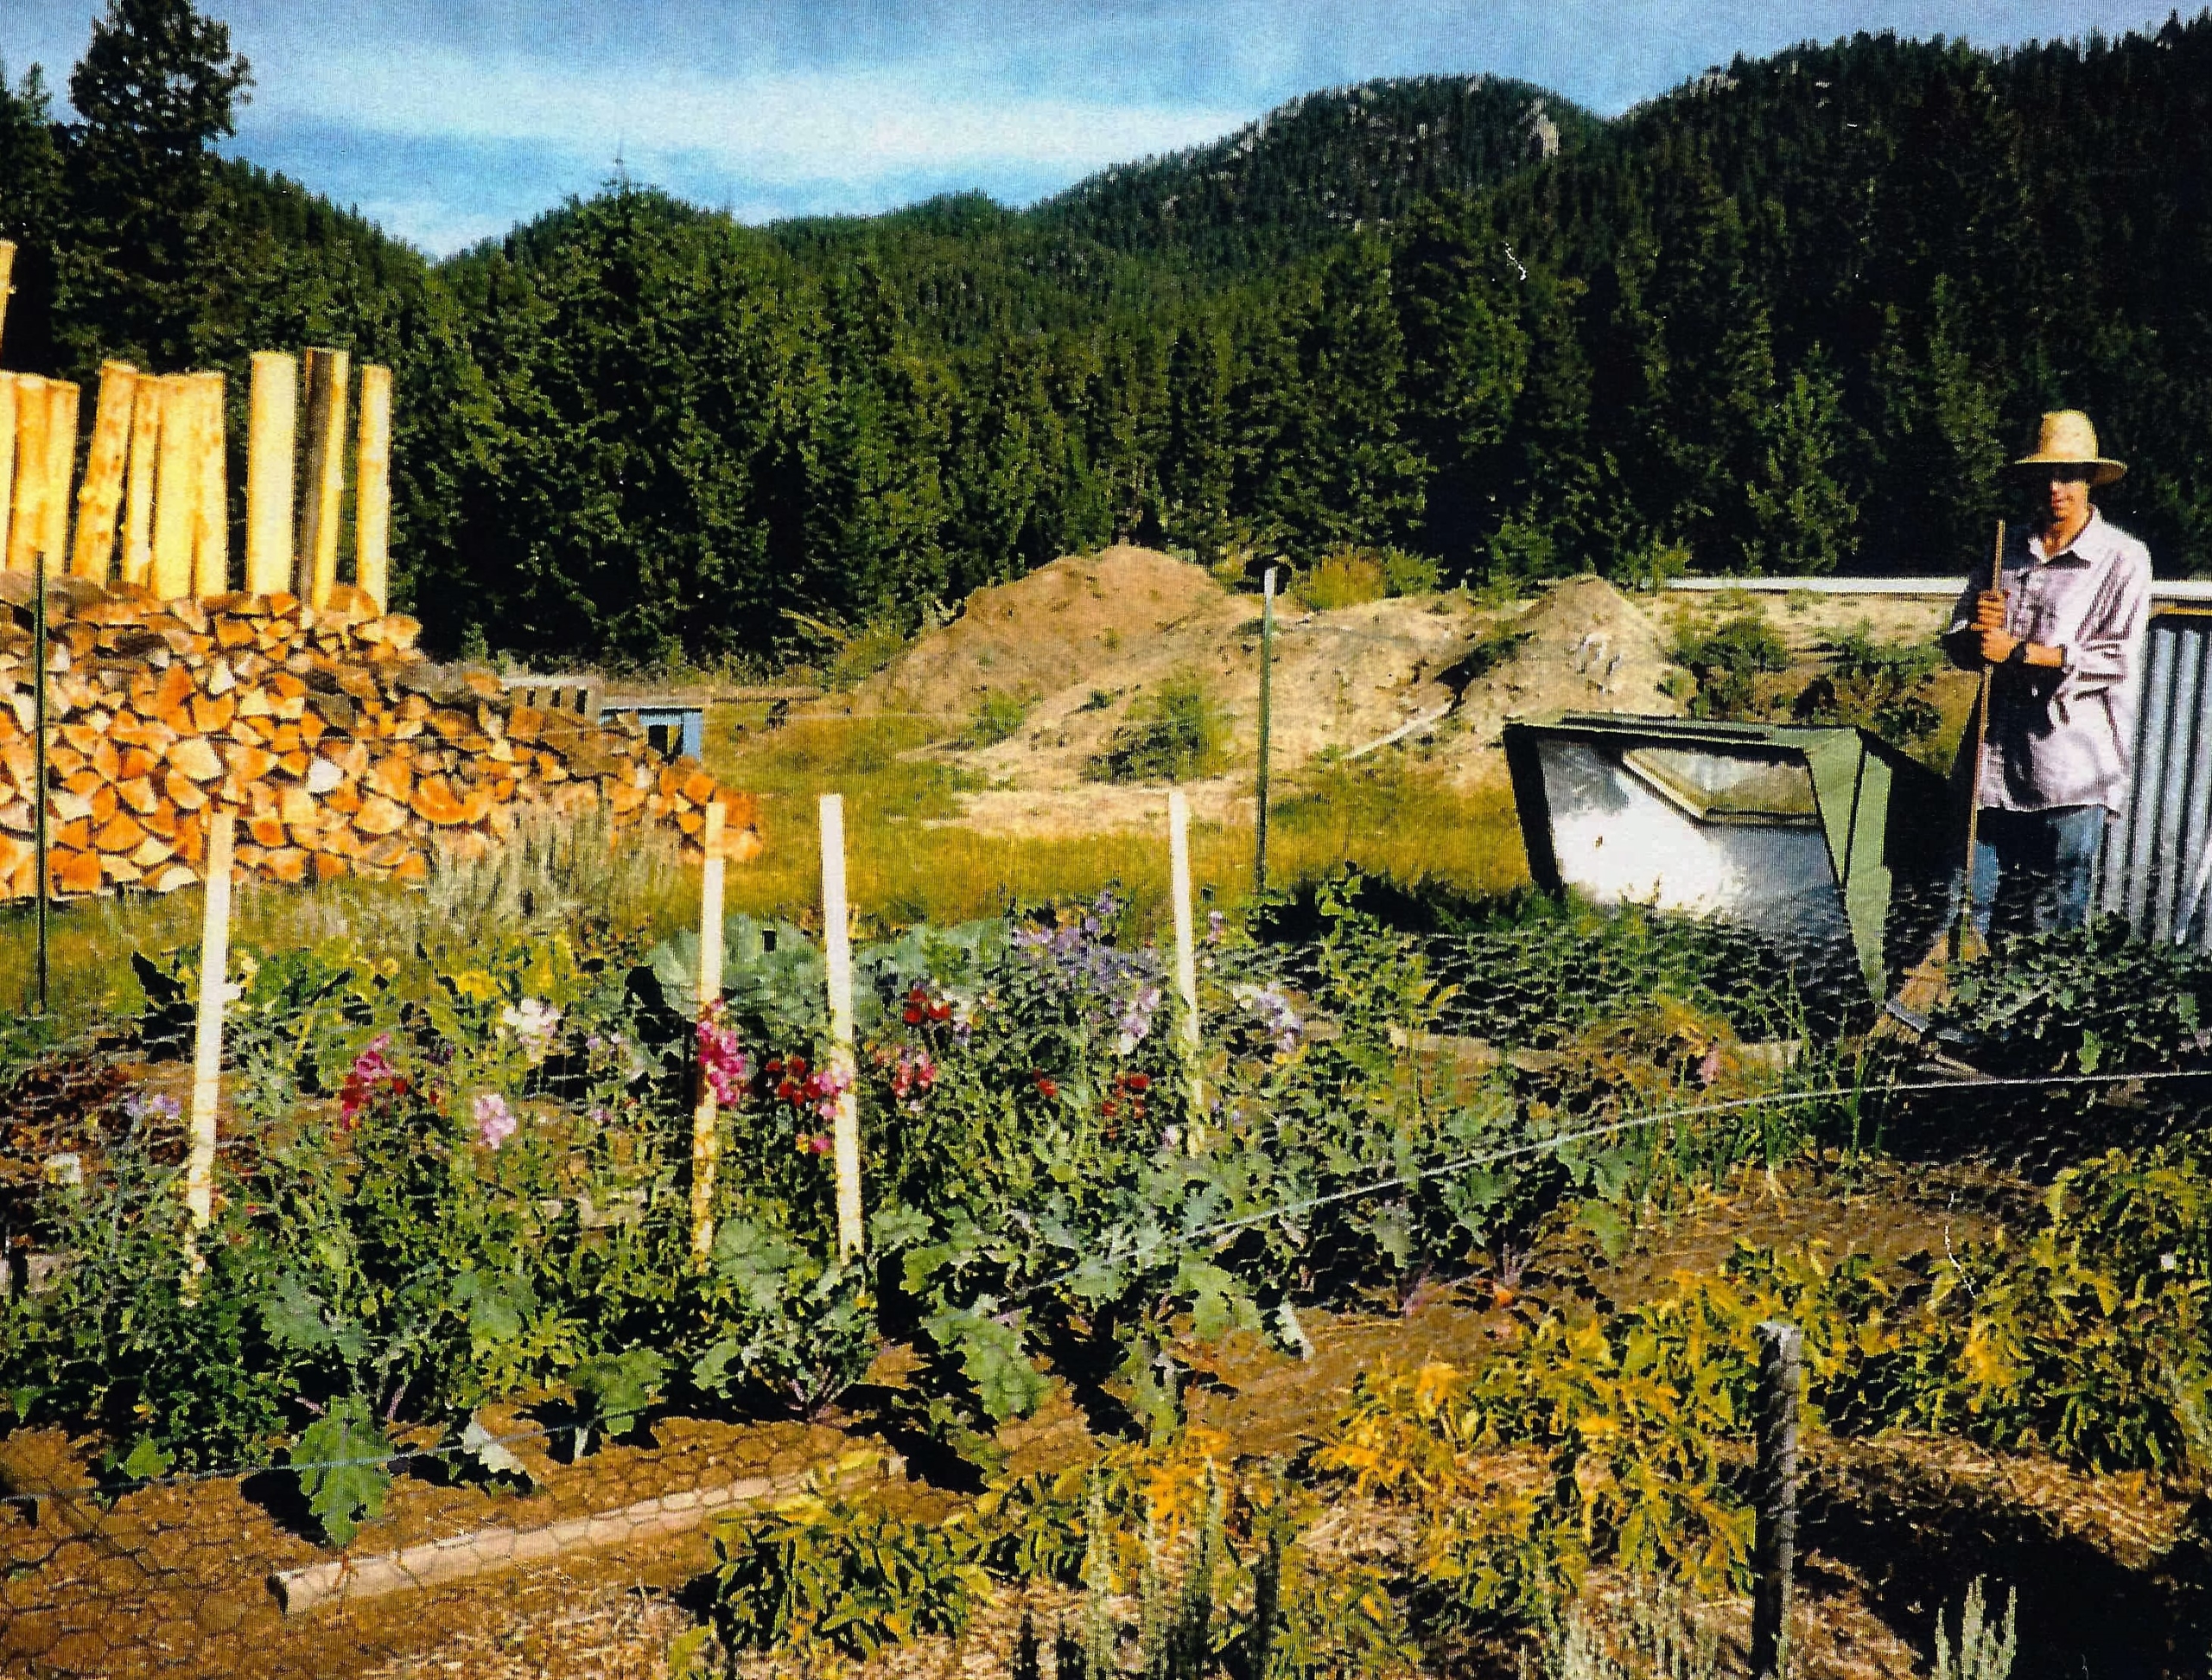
[2101,615,2212,945]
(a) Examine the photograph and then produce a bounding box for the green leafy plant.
[1793,621,1944,747]
[1934,1578,2018,1680]
[1667,613,1792,720]
[291,1397,395,1547]
[1090,671,1228,782]
[962,689,1033,747]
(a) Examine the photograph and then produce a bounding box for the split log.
[0,372,15,564]
[245,351,295,595]
[150,372,198,601]
[39,379,79,576]
[70,362,137,582]
[6,372,48,575]
[121,369,162,587]
[355,364,391,610]
[190,371,228,596]
[296,347,348,608]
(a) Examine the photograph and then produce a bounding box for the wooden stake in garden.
[1169,787,1204,1143]
[186,811,238,1244]
[690,799,728,1263]
[821,792,865,1261]
[1751,1319,1803,1680]
[1254,566,1276,895]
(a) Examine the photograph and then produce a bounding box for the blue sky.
[0,2,2187,255]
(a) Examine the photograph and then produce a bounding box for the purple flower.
[1237,984,1303,1056]
[474,1091,517,1149]
[123,1090,182,1126]
[1207,910,1226,944]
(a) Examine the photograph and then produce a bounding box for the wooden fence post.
[121,371,162,588]
[186,811,237,1244]
[1169,788,1204,1144]
[151,373,197,601]
[1254,566,1276,894]
[1751,1320,1803,1680]
[356,364,391,610]
[38,379,78,577]
[70,362,137,582]
[690,800,727,1263]
[0,373,16,565]
[245,351,296,595]
[296,347,349,608]
[191,372,228,596]
[820,793,864,1262]
[7,373,48,576]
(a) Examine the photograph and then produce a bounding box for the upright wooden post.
[1169,788,1204,1142]
[7,374,48,576]
[121,371,162,587]
[296,347,349,608]
[0,373,16,567]
[821,793,864,1261]
[355,363,391,610]
[31,561,48,1013]
[191,372,228,596]
[245,351,296,595]
[0,241,14,362]
[1751,1320,1804,1680]
[37,379,78,578]
[151,373,198,601]
[689,800,727,1263]
[70,362,137,582]
[1254,566,1277,894]
[184,812,236,1274]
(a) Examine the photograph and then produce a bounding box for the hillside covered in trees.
[5,2,2212,665]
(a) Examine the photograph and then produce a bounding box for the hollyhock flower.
[474,1091,517,1149]
[338,1034,406,1128]
[696,1003,751,1104]
[500,997,562,1065]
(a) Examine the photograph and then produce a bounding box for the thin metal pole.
[32,557,48,1014]
[1751,1320,1803,1680]
[1254,566,1275,896]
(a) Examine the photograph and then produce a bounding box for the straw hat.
[2012,410,2126,486]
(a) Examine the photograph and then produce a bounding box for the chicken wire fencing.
[4,885,2211,1679]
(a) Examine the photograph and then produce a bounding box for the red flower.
[1034,1076,1058,1101]
[1125,1072,1150,1092]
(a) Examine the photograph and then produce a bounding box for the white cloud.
[248,48,1252,188]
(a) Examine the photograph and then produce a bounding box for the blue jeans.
[1955,805,2107,938]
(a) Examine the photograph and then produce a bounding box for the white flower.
[499,997,563,1065]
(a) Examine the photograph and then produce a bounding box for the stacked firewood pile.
[0,576,760,900]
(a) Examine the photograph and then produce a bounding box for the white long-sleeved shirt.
[1943,506,2152,813]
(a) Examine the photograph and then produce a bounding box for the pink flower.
[696,1003,752,1104]
[474,1091,517,1149]
[340,1034,406,1128]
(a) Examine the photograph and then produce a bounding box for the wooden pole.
[821,793,864,1261]
[1957,520,2007,956]
[355,363,391,610]
[1254,566,1276,895]
[245,351,296,595]
[0,240,14,363]
[689,800,727,1263]
[1169,787,1204,1143]
[186,811,237,1237]
[296,347,349,608]
[7,374,48,576]
[151,373,198,601]
[0,373,16,568]
[69,362,137,581]
[1750,1320,1803,1680]
[37,379,78,580]
[121,371,162,588]
[191,371,228,596]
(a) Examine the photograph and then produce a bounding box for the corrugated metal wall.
[2098,613,2212,944]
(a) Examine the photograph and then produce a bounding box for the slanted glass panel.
[1620,746,1820,826]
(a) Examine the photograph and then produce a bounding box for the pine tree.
[1744,359,1860,574]
[59,0,251,371]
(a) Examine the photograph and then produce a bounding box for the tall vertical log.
[7,374,48,576]
[191,372,228,596]
[0,373,16,567]
[821,793,864,1261]
[38,379,79,577]
[296,347,349,608]
[121,372,163,587]
[355,363,391,610]
[245,351,296,595]
[69,362,137,581]
[150,373,198,601]
[0,241,14,362]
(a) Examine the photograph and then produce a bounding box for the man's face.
[2045,471,2092,530]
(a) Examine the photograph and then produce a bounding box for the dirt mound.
[862,544,1240,722]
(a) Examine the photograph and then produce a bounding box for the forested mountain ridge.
[8,4,2212,669]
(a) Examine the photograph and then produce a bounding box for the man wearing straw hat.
[1942,410,2151,937]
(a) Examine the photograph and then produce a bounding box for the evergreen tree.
[59,0,251,371]
[0,61,67,371]
[1744,359,1859,574]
